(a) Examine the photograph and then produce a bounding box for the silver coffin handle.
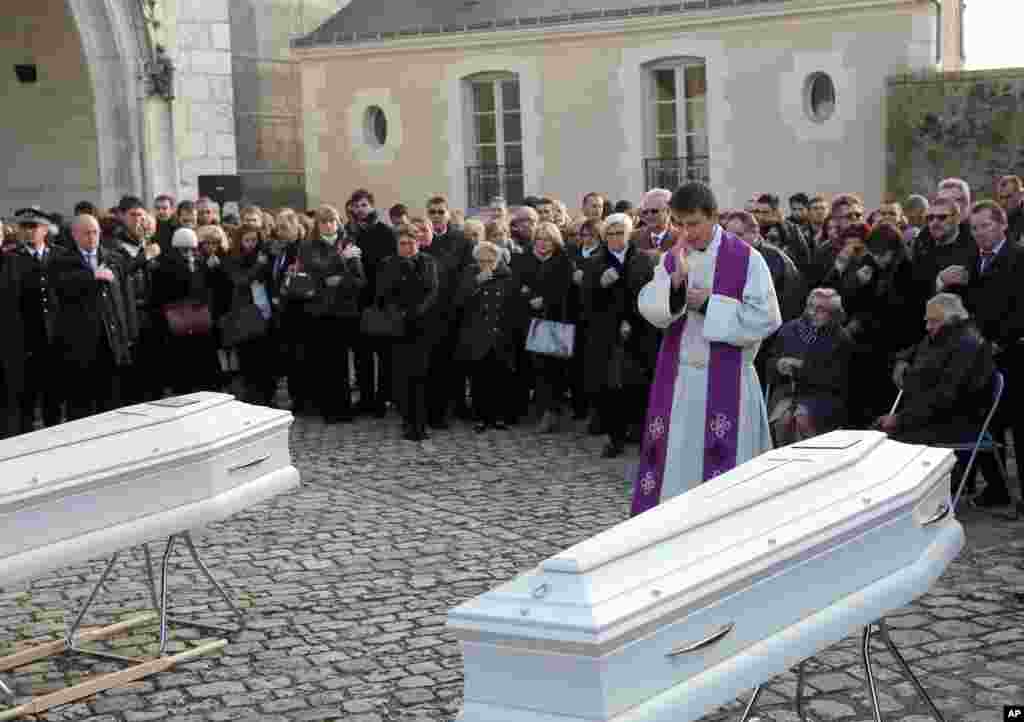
[228,455,271,474]
[920,502,950,527]
[666,622,735,657]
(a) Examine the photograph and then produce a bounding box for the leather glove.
[206,255,220,269]
[572,268,584,285]
[856,265,874,284]
[257,252,269,266]
[529,297,544,310]
[476,270,493,284]
[619,320,631,340]
[892,360,909,388]
[600,268,621,288]
[325,274,342,288]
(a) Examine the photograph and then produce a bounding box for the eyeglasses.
[427,209,446,215]
[605,231,626,237]
[926,214,952,222]
[640,208,663,216]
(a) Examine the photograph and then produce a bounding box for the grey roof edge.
[290,0,789,50]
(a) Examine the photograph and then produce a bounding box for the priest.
[631,182,782,515]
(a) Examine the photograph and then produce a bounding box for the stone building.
[1,0,343,216]
[293,0,965,214]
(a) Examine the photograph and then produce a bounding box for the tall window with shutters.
[644,59,709,190]
[465,72,524,208]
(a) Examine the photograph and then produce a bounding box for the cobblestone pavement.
[1,411,1023,722]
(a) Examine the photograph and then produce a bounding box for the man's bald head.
[72,213,100,252]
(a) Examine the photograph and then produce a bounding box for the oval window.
[364,106,388,147]
[805,72,836,123]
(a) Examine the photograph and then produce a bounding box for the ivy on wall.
[887,70,1024,200]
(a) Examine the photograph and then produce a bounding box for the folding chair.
[889,370,1008,511]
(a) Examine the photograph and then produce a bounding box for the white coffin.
[0,393,300,587]
[447,431,964,722]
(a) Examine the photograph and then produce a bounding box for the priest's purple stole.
[630,233,751,516]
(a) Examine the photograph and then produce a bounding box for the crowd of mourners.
[2,175,1023,512]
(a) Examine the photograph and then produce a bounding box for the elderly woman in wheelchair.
[766,288,855,446]
[874,293,1007,507]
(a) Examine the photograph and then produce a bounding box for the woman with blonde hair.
[293,204,365,421]
[511,220,573,432]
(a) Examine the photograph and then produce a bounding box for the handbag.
[281,271,317,301]
[525,318,575,359]
[361,306,406,337]
[163,301,212,337]
[218,303,268,347]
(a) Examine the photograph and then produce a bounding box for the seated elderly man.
[874,293,1000,499]
[766,288,855,445]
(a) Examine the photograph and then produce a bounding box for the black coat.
[581,246,657,394]
[753,239,805,322]
[763,220,811,276]
[453,264,515,366]
[150,249,218,317]
[0,254,25,436]
[14,244,58,353]
[510,251,573,332]
[909,224,975,333]
[949,239,1024,352]
[375,253,439,379]
[51,245,134,368]
[297,239,366,319]
[894,318,995,433]
[224,249,274,317]
[352,214,397,305]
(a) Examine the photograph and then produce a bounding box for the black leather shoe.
[474,422,489,433]
[601,442,624,459]
[494,421,509,431]
[972,490,1012,508]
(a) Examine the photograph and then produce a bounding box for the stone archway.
[0,0,165,214]
[66,0,150,209]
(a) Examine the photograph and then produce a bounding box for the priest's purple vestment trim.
[630,233,752,516]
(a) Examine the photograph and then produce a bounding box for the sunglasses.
[640,208,664,216]
[926,214,952,222]
[427,209,447,215]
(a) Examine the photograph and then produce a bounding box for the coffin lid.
[0,393,292,505]
[448,431,956,646]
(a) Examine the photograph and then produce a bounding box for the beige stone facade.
[296,0,949,214]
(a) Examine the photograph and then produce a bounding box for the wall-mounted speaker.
[14,64,37,84]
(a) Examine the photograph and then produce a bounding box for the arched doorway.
[0,0,151,215]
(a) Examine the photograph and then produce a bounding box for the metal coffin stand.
[448,431,965,722]
[0,393,299,719]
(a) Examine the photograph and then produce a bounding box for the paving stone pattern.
[1,413,1023,722]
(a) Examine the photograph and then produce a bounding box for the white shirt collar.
[610,247,627,264]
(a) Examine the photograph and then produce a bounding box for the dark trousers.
[599,384,648,447]
[532,354,567,417]
[237,331,279,406]
[123,317,163,403]
[21,344,62,430]
[403,376,428,433]
[65,341,122,421]
[471,350,512,424]
[987,350,1024,497]
[426,322,463,425]
[355,334,392,410]
[167,333,219,396]
[309,316,358,418]
[1,365,23,439]
[569,322,591,418]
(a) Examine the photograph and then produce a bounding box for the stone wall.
[886,68,1024,202]
[229,0,343,210]
[167,0,238,200]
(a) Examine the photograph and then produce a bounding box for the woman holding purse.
[223,226,276,406]
[374,224,439,441]
[151,227,220,395]
[297,205,365,423]
[514,221,573,433]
